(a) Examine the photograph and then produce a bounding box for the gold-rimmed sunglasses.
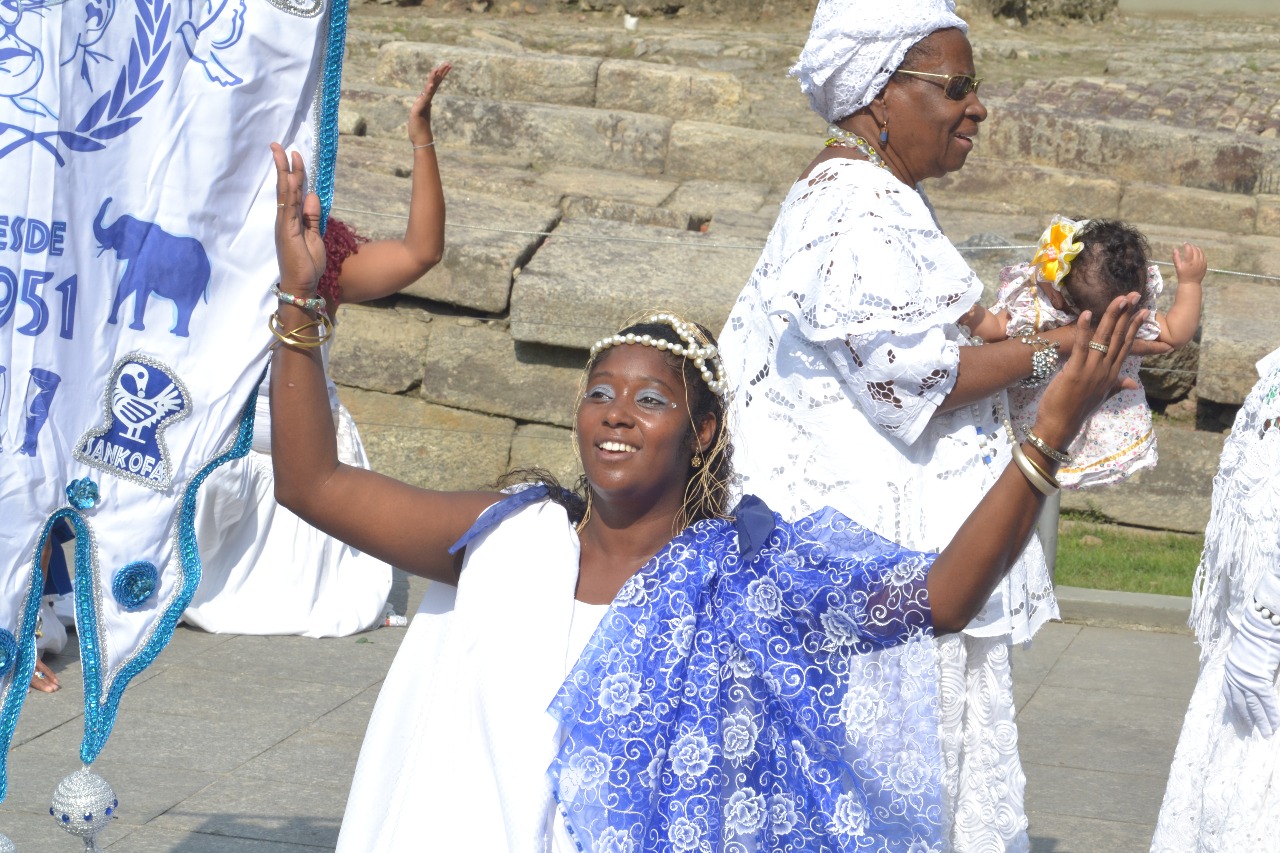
[894,70,982,101]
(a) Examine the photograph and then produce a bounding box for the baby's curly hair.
[1063,219,1149,318]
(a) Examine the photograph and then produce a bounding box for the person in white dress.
[183,63,451,638]
[263,138,1144,850]
[717,1,1171,849]
[1151,346,1280,852]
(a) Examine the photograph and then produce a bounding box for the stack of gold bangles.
[269,283,333,350]
[1011,428,1071,496]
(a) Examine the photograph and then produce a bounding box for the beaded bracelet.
[1023,428,1072,464]
[272,283,327,316]
[1019,334,1060,387]
[1254,598,1280,627]
[268,311,333,350]
[1011,443,1059,496]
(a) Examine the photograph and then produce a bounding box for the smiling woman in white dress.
[259,134,1144,850]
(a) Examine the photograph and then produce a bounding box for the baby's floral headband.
[1031,215,1088,291]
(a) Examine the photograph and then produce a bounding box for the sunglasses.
[894,70,982,101]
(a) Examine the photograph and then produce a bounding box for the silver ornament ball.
[50,768,117,841]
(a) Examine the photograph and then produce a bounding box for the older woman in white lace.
[719,0,1171,850]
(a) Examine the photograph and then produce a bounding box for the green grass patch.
[1053,521,1203,597]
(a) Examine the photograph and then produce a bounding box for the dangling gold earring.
[691,454,703,469]
[576,491,592,533]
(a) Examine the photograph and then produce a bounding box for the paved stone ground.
[0,573,1202,852]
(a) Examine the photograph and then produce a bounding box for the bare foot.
[30,658,60,693]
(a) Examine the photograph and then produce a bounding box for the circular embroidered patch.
[65,477,100,511]
[112,562,159,610]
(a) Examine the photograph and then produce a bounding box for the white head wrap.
[791,0,969,123]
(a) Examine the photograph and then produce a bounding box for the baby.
[962,216,1206,488]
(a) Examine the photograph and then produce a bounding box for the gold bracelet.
[1022,447,1058,485]
[1011,443,1059,496]
[268,311,334,349]
[1023,428,1071,465]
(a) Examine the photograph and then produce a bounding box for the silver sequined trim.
[263,0,324,19]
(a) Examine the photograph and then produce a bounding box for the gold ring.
[1088,341,1109,354]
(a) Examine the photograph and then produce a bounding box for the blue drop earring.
[879,116,889,145]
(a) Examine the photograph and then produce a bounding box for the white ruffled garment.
[720,157,1053,853]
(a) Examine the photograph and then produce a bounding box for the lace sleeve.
[1138,264,1163,341]
[767,180,977,343]
[831,326,960,444]
[757,167,976,444]
[548,513,942,852]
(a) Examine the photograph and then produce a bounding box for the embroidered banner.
[0,0,347,798]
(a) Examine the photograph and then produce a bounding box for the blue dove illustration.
[177,0,245,87]
[57,0,117,89]
[0,0,57,117]
[111,363,183,443]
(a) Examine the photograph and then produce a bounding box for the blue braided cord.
[314,0,351,229]
[0,515,68,801]
[80,387,258,763]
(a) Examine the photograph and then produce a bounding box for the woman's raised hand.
[409,62,452,147]
[1034,292,1144,450]
[271,142,325,296]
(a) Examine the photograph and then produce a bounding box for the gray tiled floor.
[1015,623,1200,853]
[0,573,1200,852]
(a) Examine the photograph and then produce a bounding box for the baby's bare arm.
[960,303,1010,342]
[1158,243,1206,348]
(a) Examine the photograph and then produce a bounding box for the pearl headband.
[588,312,729,397]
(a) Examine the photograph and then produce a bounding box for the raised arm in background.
[336,62,452,304]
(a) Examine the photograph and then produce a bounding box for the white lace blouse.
[720,157,1056,641]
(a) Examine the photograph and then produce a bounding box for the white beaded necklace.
[964,336,1018,467]
[974,394,1018,467]
[825,126,891,172]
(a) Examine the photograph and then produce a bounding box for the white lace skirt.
[1151,644,1280,852]
[183,402,392,638]
[938,633,1029,853]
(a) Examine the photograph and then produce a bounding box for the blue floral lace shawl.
[546,494,942,853]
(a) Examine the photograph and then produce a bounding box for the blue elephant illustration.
[95,198,211,337]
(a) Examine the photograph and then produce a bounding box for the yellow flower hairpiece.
[1031,215,1087,290]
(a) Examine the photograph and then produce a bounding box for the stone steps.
[331,133,1276,413]
[326,19,1277,510]
[510,217,761,350]
[340,65,1280,238]
[377,41,750,124]
[980,96,1280,197]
